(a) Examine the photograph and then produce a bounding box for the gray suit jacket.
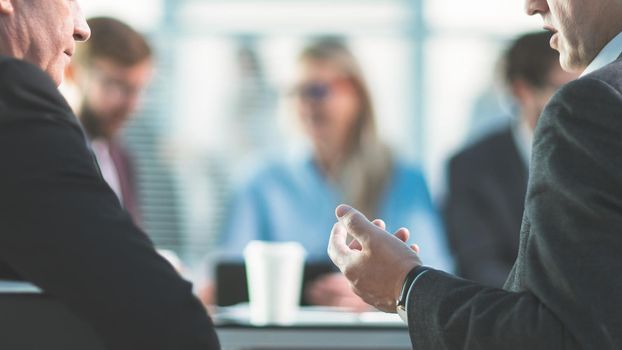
[408,57,622,349]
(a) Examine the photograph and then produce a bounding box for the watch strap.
[397,266,431,324]
[398,266,429,305]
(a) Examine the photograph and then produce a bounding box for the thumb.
[335,204,381,245]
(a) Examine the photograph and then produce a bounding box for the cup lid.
[243,240,306,257]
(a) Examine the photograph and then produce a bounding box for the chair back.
[0,293,106,350]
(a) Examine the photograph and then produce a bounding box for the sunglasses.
[291,78,351,101]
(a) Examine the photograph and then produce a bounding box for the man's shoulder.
[538,62,622,145]
[549,64,622,114]
[583,57,622,91]
[552,57,622,105]
[0,56,75,126]
[0,56,52,84]
[0,56,13,66]
[0,55,19,66]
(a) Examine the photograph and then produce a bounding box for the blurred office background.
[75,0,541,271]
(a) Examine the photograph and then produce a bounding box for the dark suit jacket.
[0,57,220,349]
[408,57,622,349]
[444,127,528,287]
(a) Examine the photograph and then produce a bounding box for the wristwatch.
[396,266,430,324]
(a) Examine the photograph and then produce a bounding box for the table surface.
[214,305,413,350]
[0,283,413,349]
[214,304,408,328]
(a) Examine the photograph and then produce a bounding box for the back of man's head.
[503,31,559,89]
[74,17,152,68]
[501,31,578,130]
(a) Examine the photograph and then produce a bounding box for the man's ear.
[0,0,14,15]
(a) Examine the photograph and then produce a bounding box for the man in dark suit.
[444,32,577,287]
[328,0,622,348]
[67,17,154,227]
[0,1,219,349]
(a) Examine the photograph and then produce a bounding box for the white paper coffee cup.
[244,241,306,326]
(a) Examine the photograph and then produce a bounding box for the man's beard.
[80,105,110,140]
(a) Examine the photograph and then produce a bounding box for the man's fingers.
[372,219,386,230]
[349,239,363,251]
[328,222,354,268]
[393,227,410,243]
[411,244,420,253]
[347,219,384,251]
[336,205,382,245]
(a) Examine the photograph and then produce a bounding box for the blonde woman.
[219,40,452,310]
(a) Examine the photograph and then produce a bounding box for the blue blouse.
[218,155,454,272]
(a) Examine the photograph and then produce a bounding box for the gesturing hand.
[351,218,421,254]
[327,205,422,313]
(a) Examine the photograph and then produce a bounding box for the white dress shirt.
[581,31,622,77]
[91,138,124,204]
[511,119,533,168]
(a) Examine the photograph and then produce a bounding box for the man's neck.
[511,117,534,167]
[581,31,622,77]
[313,144,347,181]
[0,31,18,59]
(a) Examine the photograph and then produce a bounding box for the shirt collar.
[511,119,533,167]
[581,31,622,77]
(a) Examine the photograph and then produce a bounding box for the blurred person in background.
[444,31,578,287]
[66,16,154,227]
[216,39,452,310]
[67,17,186,273]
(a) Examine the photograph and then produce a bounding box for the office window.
[79,0,539,271]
